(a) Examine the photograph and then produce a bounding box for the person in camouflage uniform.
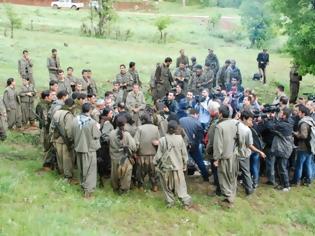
[216,59,231,90]
[188,65,206,95]
[126,84,146,126]
[226,60,242,85]
[116,64,134,102]
[173,62,191,94]
[205,49,220,75]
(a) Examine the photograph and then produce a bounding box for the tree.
[240,0,273,48]
[81,0,116,37]
[272,0,315,75]
[95,0,116,37]
[5,4,22,39]
[154,16,171,42]
[208,13,222,30]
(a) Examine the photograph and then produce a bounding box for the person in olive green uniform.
[153,57,174,101]
[47,49,61,81]
[0,96,8,140]
[109,116,137,194]
[19,78,36,127]
[126,84,146,126]
[154,120,192,208]
[50,98,76,179]
[66,66,78,92]
[36,90,55,170]
[3,78,22,130]
[205,49,220,75]
[128,62,142,87]
[134,114,160,191]
[57,70,72,95]
[116,64,134,102]
[173,62,191,93]
[18,50,34,86]
[98,108,114,182]
[72,103,101,198]
[176,49,189,68]
[204,62,215,90]
[188,64,206,95]
[86,69,98,95]
[213,105,239,207]
[289,64,302,104]
[216,59,231,90]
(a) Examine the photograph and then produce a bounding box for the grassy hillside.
[1,132,315,235]
[0,3,314,102]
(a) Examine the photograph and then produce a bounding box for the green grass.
[0,4,315,234]
[0,132,315,235]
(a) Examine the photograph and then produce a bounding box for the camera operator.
[195,89,211,131]
[268,108,294,191]
[259,110,277,185]
[249,115,266,188]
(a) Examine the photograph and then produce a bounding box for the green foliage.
[272,0,315,76]
[81,0,117,38]
[4,4,22,38]
[154,16,172,41]
[240,0,273,48]
[208,13,222,29]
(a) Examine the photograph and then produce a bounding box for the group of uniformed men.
[1,47,311,209]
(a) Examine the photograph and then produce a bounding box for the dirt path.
[119,11,240,30]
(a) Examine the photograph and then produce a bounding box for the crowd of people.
[0,47,314,209]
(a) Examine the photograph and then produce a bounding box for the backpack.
[300,118,315,155]
[252,73,262,81]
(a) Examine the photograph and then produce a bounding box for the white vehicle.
[51,0,84,10]
[89,0,101,10]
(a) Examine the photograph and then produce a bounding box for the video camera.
[210,91,225,101]
[262,104,280,113]
[303,93,315,101]
[252,104,280,119]
[194,95,206,104]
